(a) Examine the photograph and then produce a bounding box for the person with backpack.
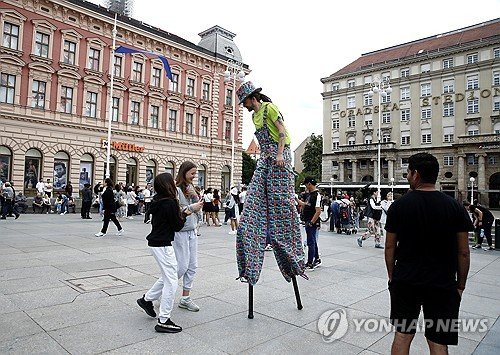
[1,182,19,220]
[357,189,383,248]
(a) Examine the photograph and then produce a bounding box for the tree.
[242,152,256,185]
[301,134,323,182]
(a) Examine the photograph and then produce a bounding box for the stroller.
[337,200,356,235]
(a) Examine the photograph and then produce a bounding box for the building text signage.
[101,139,145,153]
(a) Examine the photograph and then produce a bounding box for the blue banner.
[115,46,173,81]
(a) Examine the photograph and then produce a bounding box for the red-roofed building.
[321,18,500,208]
[245,138,260,159]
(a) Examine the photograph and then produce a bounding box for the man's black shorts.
[389,280,461,345]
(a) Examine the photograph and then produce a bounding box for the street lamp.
[470,176,475,204]
[390,177,395,194]
[330,177,334,197]
[224,59,246,187]
[368,75,392,203]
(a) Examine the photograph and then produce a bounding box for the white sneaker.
[178,297,200,312]
[228,230,237,235]
[95,232,106,237]
[116,229,124,236]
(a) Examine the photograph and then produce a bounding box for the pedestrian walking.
[173,161,204,312]
[463,201,495,250]
[357,189,384,248]
[95,178,123,237]
[235,81,306,285]
[385,152,473,353]
[1,182,19,219]
[136,172,188,333]
[81,183,92,219]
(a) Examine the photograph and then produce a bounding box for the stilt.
[291,275,303,310]
[248,284,254,319]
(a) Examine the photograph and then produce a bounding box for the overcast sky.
[93,0,499,151]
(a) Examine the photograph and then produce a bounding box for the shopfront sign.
[101,139,145,153]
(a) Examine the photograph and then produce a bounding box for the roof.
[325,18,500,79]
[245,139,260,155]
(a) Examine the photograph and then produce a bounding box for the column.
[388,159,394,181]
[457,155,465,200]
[339,161,345,182]
[372,158,377,181]
[351,160,357,182]
[477,154,486,202]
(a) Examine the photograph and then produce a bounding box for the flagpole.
[105,13,117,179]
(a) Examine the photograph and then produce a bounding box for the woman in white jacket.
[357,189,384,249]
[379,192,394,235]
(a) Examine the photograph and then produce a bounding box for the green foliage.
[301,134,323,182]
[242,152,256,185]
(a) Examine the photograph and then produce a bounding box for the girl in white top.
[380,192,394,228]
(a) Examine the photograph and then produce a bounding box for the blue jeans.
[305,224,319,264]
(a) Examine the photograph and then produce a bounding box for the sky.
[92,0,500,151]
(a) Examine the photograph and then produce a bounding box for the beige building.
[321,19,500,208]
[293,135,311,174]
[0,0,248,197]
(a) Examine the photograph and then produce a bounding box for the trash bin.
[495,219,500,250]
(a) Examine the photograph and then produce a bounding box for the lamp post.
[224,59,246,188]
[368,75,392,202]
[330,177,334,197]
[470,176,475,204]
[390,177,395,194]
[105,13,118,179]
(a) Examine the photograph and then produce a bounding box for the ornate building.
[0,0,247,196]
[321,19,500,208]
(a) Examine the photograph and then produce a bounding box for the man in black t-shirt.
[385,153,473,353]
[297,177,321,270]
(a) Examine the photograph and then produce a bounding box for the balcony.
[456,133,500,146]
[338,142,396,152]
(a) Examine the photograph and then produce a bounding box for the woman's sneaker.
[178,297,200,312]
[155,318,182,333]
[137,295,156,317]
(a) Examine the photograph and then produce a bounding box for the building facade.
[293,135,310,174]
[0,0,247,197]
[321,19,500,208]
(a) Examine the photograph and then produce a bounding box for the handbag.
[364,199,382,221]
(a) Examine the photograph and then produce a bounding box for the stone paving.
[0,213,499,354]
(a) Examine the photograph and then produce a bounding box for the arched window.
[364,135,373,144]
[165,161,175,176]
[494,122,500,134]
[79,153,94,190]
[348,137,356,145]
[221,165,230,193]
[197,164,206,189]
[126,157,138,186]
[467,124,479,136]
[0,146,12,182]
[24,148,42,191]
[53,151,70,190]
[146,159,156,185]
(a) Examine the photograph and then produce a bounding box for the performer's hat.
[236,81,262,104]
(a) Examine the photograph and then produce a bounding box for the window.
[443,79,454,93]
[363,94,372,106]
[348,80,355,88]
[443,102,454,117]
[332,119,339,129]
[489,155,498,165]
[421,108,432,119]
[332,99,340,111]
[364,75,372,84]
[113,55,122,77]
[225,121,232,141]
[2,22,19,50]
[493,71,500,86]
[201,116,208,137]
[442,58,454,69]
[382,72,390,81]
[226,88,233,106]
[467,125,479,136]
[443,156,454,166]
[401,157,409,167]
[494,96,500,111]
[130,101,140,125]
[421,131,432,144]
[202,82,210,100]
[332,141,339,150]
[364,116,372,126]
[420,83,431,97]
[382,112,391,124]
[364,135,373,144]
[381,91,391,103]
[347,96,355,108]
[170,73,179,92]
[348,137,356,145]
[60,86,73,113]
[150,105,159,128]
[132,61,143,82]
[443,127,454,143]
[348,114,355,128]
[186,78,195,96]
[494,48,500,59]
[85,91,98,117]
[332,83,339,91]
[152,68,161,87]
[400,86,410,100]
[401,109,410,121]
[401,133,410,145]
[31,80,46,109]
[467,98,479,114]
[0,73,15,104]
[168,109,177,131]
[63,40,76,65]
[185,113,193,134]
[467,53,478,64]
[111,97,119,122]
[421,63,431,73]
[88,48,100,71]
[382,133,391,143]
[466,75,479,90]
[35,31,50,57]
[400,68,410,78]
[467,154,478,165]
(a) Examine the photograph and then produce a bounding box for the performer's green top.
[252,102,291,145]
